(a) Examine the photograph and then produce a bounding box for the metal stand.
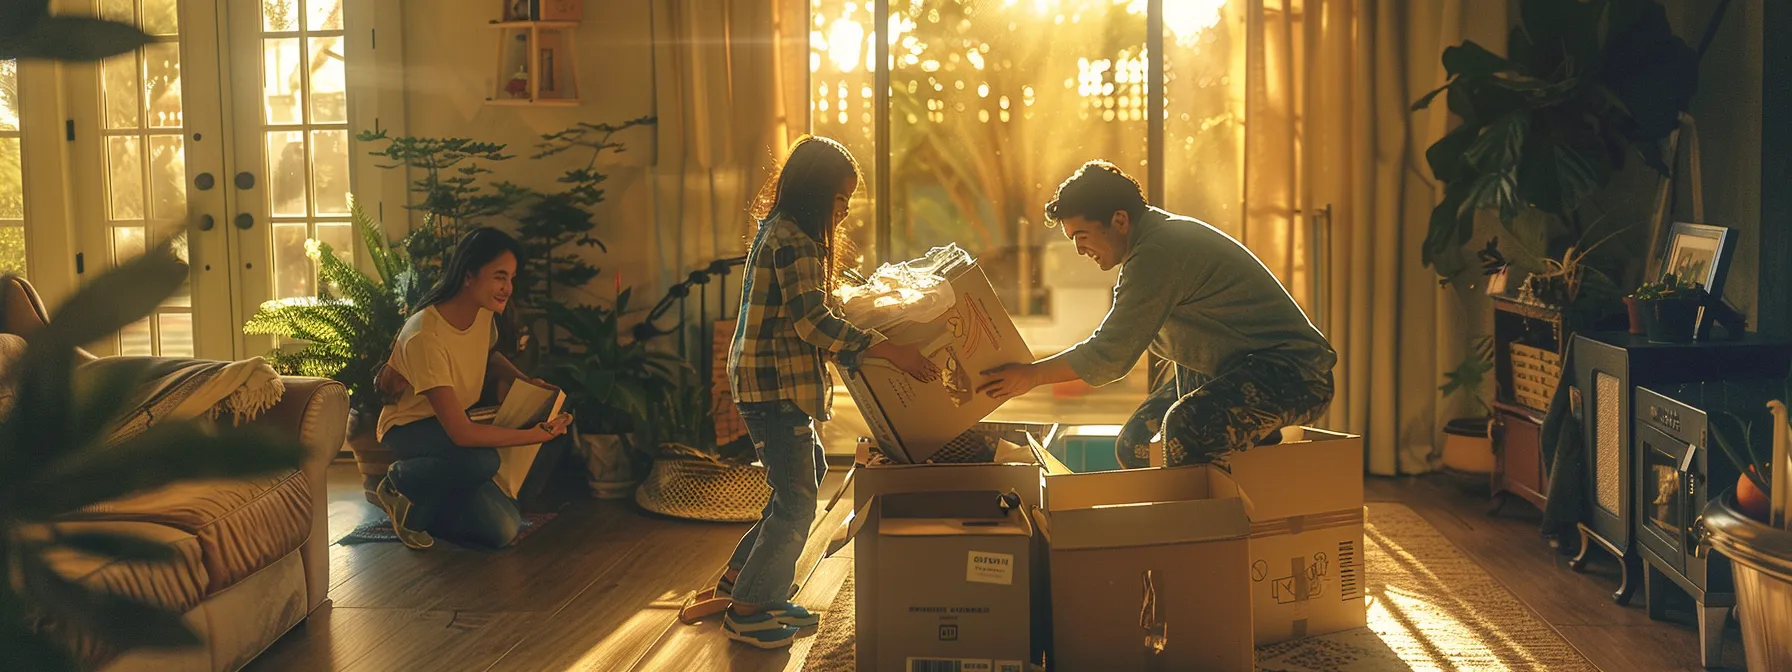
[1571,522,1640,605]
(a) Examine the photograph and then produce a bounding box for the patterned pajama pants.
[1115,352,1336,468]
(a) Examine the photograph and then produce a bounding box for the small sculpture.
[506,66,530,99]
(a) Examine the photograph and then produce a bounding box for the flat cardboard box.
[868,491,1035,672]
[840,261,1033,463]
[844,422,1056,671]
[1224,428,1367,646]
[1038,465,1255,671]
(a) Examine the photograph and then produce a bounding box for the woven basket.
[635,444,772,523]
[1510,342,1563,412]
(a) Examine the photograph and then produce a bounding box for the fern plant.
[242,199,411,419]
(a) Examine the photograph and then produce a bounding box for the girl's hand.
[867,342,941,383]
[535,413,573,441]
[526,377,560,393]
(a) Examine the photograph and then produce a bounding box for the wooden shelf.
[485,98,580,107]
[488,20,577,28]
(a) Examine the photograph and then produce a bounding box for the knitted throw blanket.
[81,356,286,445]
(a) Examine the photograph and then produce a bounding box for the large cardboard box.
[866,491,1036,672]
[845,422,1056,672]
[1224,428,1367,646]
[1038,465,1255,671]
[840,261,1033,463]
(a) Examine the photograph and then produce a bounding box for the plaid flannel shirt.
[728,216,884,421]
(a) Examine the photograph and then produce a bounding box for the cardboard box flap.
[878,517,1032,537]
[1223,434,1362,521]
[1044,465,1214,511]
[1045,497,1249,550]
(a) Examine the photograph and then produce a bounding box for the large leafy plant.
[242,200,414,418]
[1439,336,1496,417]
[0,0,153,61]
[1413,0,1713,281]
[540,289,688,436]
[3,246,307,671]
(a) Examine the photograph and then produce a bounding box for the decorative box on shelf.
[488,0,581,107]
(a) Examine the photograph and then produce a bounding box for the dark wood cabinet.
[1490,297,1564,514]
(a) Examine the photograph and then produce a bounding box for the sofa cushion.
[60,468,313,594]
[31,520,210,613]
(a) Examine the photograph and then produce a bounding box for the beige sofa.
[2,276,346,672]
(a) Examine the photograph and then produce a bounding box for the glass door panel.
[228,0,355,353]
[97,0,195,356]
[0,60,27,277]
[1637,425,1687,574]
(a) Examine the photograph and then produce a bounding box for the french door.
[73,0,357,360]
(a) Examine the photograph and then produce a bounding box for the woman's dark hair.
[1044,160,1147,228]
[417,226,522,310]
[748,135,862,289]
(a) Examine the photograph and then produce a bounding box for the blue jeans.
[726,400,826,605]
[383,417,522,550]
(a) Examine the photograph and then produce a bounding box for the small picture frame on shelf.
[503,0,531,21]
[1658,221,1736,339]
[530,0,582,21]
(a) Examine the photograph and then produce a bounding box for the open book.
[484,379,566,500]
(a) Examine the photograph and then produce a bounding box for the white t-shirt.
[377,306,498,441]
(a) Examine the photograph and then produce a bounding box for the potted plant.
[1439,336,1496,474]
[1627,272,1703,343]
[242,199,413,499]
[540,290,687,499]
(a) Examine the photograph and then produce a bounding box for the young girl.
[374,227,573,550]
[721,136,938,648]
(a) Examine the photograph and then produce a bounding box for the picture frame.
[1658,221,1736,339]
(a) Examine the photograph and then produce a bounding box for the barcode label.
[1338,539,1361,600]
[907,659,993,672]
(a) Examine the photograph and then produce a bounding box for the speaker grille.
[1595,371,1622,515]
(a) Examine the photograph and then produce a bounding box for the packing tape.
[1250,507,1364,538]
[1290,556,1310,604]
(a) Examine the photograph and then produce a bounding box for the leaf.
[1424,123,1480,183]
[0,625,81,672]
[17,424,307,517]
[1462,114,1528,172]
[39,245,185,349]
[1411,83,1449,112]
[0,0,50,39]
[0,16,155,62]
[1442,40,1514,78]
[1551,145,1604,214]
[49,529,179,562]
[16,550,201,651]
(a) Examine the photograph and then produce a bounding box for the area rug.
[335,512,556,546]
[801,502,1596,671]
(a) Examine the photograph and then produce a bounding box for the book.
[485,379,566,499]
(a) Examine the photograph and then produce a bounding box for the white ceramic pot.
[577,432,638,500]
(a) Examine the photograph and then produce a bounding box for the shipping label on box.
[1222,428,1368,646]
[866,491,1035,672]
[841,263,1032,463]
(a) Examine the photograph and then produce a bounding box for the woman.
[720,136,938,648]
[375,227,573,550]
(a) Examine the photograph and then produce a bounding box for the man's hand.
[866,341,942,383]
[978,362,1041,400]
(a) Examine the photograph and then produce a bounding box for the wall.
[1664,0,1763,323]
[387,0,661,306]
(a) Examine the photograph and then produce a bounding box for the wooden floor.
[247,461,1746,672]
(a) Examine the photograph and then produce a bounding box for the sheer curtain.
[648,0,805,287]
[1241,0,1507,475]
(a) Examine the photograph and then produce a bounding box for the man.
[978,160,1336,468]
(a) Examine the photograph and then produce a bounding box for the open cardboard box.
[836,421,1058,671]
[839,260,1034,464]
[1037,461,1255,671]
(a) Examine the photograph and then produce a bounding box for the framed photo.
[1659,221,1736,339]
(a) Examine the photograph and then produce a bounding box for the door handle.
[198,214,215,231]
[234,213,254,230]
[195,172,215,191]
[234,172,256,190]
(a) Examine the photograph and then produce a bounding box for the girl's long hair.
[748,136,862,294]
[417,226,523,310]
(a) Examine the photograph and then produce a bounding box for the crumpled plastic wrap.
[834,244,975,332]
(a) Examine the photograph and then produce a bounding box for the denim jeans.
[383,417,523,550]
[725,400,826,605]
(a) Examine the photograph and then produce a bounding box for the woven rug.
[802,502,1595,671]
[335,512,556,546]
